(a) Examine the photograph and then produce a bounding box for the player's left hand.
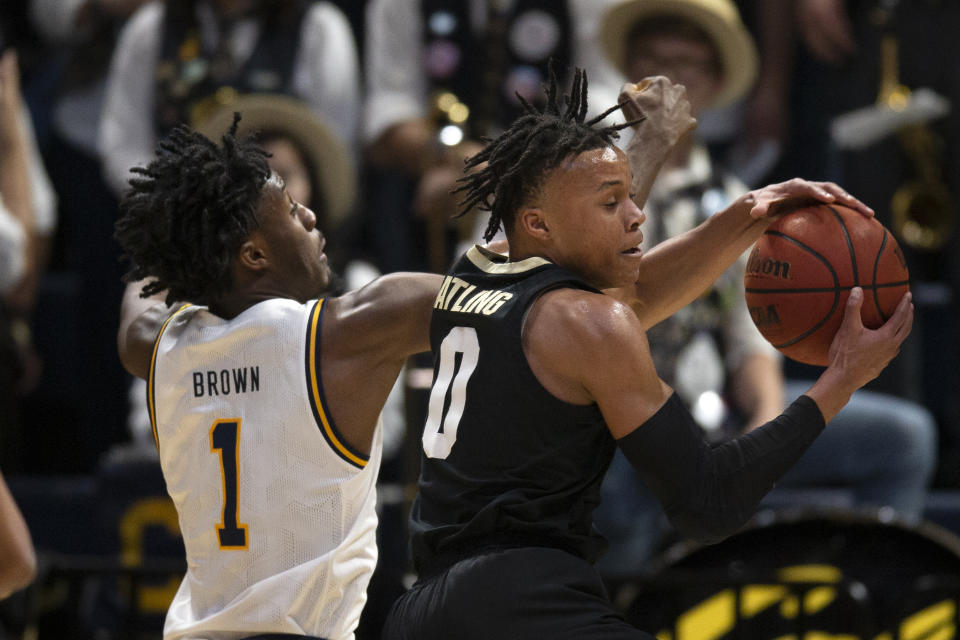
[739,178,874,220]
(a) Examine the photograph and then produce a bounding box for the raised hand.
[618,76,696,146]
[619,76,696,208]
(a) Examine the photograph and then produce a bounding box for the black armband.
[617,392,825,544]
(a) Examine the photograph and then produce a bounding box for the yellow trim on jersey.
[147,303,193,451]
[466,244,551,274]
[307,299,368,468]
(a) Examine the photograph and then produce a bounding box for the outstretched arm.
[117,279,174,380]
[537,284,911,544]
[330,271,443,359]
[622,288,911,542]
[610,179,874,329]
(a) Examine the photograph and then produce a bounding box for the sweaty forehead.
[560,146,625,171]
[555,146,628,186]
[254,173,288,220]
[265,171,285,193]
[258,172,287,204]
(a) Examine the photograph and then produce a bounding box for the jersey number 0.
[422,327,480,459]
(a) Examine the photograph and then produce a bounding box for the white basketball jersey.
[149,298,381,640]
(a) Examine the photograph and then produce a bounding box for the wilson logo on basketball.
[746,251,791,279]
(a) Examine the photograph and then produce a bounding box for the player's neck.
[207,295,253,320]
[507,234,553,266]
[207,290,291,320]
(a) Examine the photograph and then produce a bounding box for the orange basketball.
[744,202,910,366]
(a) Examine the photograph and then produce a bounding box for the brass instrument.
[891,123,954,251]
[876,17,954,251]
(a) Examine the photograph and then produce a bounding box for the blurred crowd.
[0,0,959,633]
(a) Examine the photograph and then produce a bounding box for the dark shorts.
[381,546,652,640]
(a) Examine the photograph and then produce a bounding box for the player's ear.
[518,206,550,240]
[237,234,269,272]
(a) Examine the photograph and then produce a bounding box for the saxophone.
[878,24,954,251]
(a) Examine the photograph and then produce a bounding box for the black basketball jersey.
[409,246,617,573]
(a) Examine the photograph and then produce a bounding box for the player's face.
[255,173,330,300]
[536,146,645,289]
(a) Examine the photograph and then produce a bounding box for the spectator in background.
[30,0,151,169]
[99,0,360,201]
[0,47,58,473]
[746,0,960,484]
[24,0,145,473]
[592,0,937,573]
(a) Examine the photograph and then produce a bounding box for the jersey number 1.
[423,327,480,459]
[211,419,248,549]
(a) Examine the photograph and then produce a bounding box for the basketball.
[744,202,910,366]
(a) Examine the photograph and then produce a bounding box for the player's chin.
[604,259,642,289]
[315,262,332,290]
[618,248,643,271]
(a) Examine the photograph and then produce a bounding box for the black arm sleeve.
[616,392,826,544]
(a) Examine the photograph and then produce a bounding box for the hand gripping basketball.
[827,286,914,389]
[744,199,910,366]
[739,178,875,220]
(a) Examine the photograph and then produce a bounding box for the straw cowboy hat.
[599,0,759,108]
[196,93,357,227]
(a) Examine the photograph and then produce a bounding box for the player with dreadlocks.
[456,67,642,243]
[382,69,912,639]
[114,114,445,640]
[111,84,688,639]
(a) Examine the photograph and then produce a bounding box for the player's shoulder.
[524,288,650,389]
[531,288,642,346]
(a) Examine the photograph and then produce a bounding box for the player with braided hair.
[382,69,912,639]
[454,67,641,243]
[115,114,443,640]
[115,116,274,307]
[113,91,687,638]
